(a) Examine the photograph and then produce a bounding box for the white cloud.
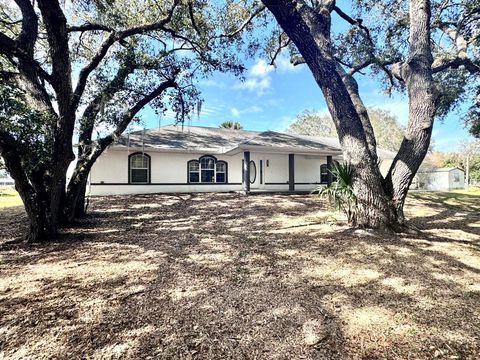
[227,105,263,119]
[245,105,263,113]
[200,104,222,115]
[271,115,295,132]
[231,107,240,117]
[234,56,302,96]
[250,59,274,77]
[234,59,273,96]
[199,79,226,88]
[274,54,302,73]
[234,77,272,95]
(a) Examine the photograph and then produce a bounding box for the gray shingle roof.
[428,167,462,173]
[240,131,340,152]
[115,125,260,153]
[113,124,395,158]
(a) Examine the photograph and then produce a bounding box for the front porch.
[241,151,335,194]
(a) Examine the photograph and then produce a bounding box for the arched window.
[129,153,150,184]
[200,156,215,183]
[320,164,329,184]
[188,156,228,183]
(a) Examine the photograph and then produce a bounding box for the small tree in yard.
[0,0,265,242]
[259,0,479,231]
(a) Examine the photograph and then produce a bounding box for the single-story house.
[87,125,395,196]
[411,167,465,191]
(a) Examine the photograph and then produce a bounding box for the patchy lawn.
[0,186,22,209]
[0,192,479,359]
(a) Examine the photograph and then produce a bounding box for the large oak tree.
[0,0,264,241]
[260,0,479,230]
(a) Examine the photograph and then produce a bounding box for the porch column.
[327,155,333,186]
[243,151,250,194]
[289,153,295,192]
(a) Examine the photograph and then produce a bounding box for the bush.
[315,162,357,225]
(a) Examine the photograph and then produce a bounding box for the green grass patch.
[451,186,480,196]
[409,188,480,211]
[0,186,23,208]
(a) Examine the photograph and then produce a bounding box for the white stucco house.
[412,167,465,191]
[87,125,395,196]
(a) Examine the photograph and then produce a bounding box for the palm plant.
[219,121,243,130]
[316,162,357,225]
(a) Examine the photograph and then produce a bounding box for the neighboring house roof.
[111,124,394,158]
[419,167,464,173]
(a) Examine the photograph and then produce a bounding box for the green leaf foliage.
[219,121,243,130]
[288,107,405,152]
[316,162,358,225]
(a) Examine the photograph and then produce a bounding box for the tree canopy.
[0,0,266,241]
[287,108,406,152]
[260,0,479,229]
[219,121,243,130]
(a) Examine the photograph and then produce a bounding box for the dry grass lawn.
[0,186,22,209]
[0,191,479,359]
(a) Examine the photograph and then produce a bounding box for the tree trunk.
[0,132,52,242]
[384,0,437,222]
[465,155,470,190]
[262,0,398,230]
[63,79,176,223]
[23,194,50,243]
[75,181,88,218]
[64,162,92,223]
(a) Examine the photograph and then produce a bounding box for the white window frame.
[215,161,227,183]
[188,156,228,184]
[188,160,200,183]
[130,153,150,184]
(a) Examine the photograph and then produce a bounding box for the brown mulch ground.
[0,192,479,359]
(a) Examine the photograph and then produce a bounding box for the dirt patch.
[0,192,479,359]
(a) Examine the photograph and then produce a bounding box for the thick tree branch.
[71,0,180,112]
[432,56,480,73]
[333,6,373,45]
[67,23,114,33]
[223,5,266,39]
[0,130,35,206]
[0,33,53,82]
[14,0,37,56]
[37,0,73,115]
[333,5,403,85]
[96,78,177,149]
[269,32,291,66]
[432,21,480,74]
[0,3,54,113]
[187,1,202,36]
[78,56,138,148]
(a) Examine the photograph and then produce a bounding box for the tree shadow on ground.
[0,192,479,359]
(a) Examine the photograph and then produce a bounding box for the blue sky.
[138,54,474,152]
[132,0,474,153]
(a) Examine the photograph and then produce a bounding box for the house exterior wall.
[89,150,331,195]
